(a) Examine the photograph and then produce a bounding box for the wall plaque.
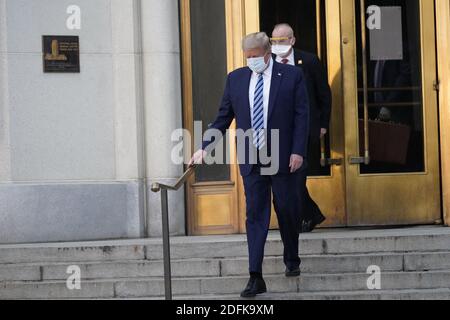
[42,35,80,73]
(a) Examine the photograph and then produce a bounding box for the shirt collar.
[287,50,295,64]
[275,49,295,65]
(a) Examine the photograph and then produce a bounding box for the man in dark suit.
[271,23,332,233]
[189,32,310,298]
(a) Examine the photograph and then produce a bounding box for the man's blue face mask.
[247,55,268,74]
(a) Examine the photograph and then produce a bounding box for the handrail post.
[151,165,196,300]
[160,188,172,300]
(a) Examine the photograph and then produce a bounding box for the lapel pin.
[298,60,303,65]
[278,72,282,76]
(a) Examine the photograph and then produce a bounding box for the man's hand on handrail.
[152,151,203,193]
[188,149,207,168]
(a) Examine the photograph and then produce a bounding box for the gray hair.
[242,32,271,52]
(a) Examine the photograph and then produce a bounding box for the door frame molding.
[229,0,261,232]
[180,0,240,235]
[436,0,450,226]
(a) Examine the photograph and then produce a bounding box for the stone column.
[140,0,185,236]
[110,0,147,236]
[0,0,11,181]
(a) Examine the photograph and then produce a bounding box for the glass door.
[341,0,441,225]
[436,0,450,225]
[181,0,442,235]
[181,0,240,235]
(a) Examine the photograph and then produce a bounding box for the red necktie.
[281,59,289,64]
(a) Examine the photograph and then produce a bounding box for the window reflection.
[356,0,425,174]
[190,0,230,182]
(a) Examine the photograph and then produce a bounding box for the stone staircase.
[1,226,450,300]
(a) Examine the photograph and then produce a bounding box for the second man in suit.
[271,23,332,233]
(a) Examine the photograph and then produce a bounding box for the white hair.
[242,32,271,52]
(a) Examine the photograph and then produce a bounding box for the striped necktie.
[252,74,265,150]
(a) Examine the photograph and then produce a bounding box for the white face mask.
[247,56,269,74]
[272,44,292,57]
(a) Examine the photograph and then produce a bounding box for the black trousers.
[302,136,326,224]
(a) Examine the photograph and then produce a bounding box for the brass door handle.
[350,0,371,166]
[321,158,343,167]
[349,156,370,165]
[320,135,343,167]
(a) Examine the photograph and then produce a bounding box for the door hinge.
[433,80,440,92]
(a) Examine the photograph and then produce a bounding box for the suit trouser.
[302,136,325,223]
[243,164,307,274]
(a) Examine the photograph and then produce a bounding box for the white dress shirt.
[249,57,273,129]
[275,49,295,66]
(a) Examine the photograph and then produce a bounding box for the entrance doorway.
[180,0,442,235]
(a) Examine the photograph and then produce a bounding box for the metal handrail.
[151,165,196,192]
[151,165,196,300]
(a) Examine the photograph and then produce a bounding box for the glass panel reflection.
[190,0,230,182]
[356,0,425,174]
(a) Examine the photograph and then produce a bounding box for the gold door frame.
[180,0,240,235]
[310,0,347,227]
[341,0,441,225]
[226,0,260,233]
[436,0,450,226]
[225,0,259,233]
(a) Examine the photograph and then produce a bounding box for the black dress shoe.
[301,215,326,233]
[285,267,301,277]
[240,277,267,298]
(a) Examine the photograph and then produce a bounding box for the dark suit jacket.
[202,60,310,177]
[293,50,332,140]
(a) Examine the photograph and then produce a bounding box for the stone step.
[16,289,450,300]
[2,227,450,299]
[2,251,450,282]
[1,227,450,264]
[0,242,146,264]
[146,227,450,260]
[2,270,450,299]
[177,288,450,300]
